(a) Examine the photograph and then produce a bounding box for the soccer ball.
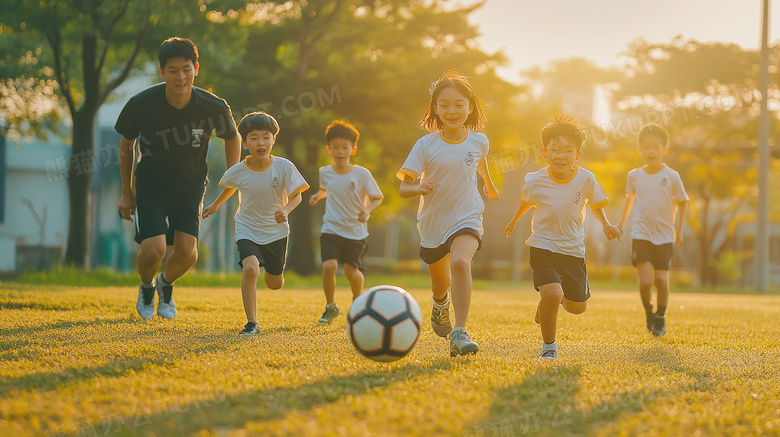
[346,285,423,362]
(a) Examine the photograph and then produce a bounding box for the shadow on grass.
[60,360,453,436]
[462,365,662,437]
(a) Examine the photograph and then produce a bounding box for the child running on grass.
[504,113,621,360]
[202,112,309,335]
[397,70,500,357]
[309,120,384,324]
[618,123,689,336]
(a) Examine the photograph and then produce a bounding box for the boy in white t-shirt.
[618,124,689,337]
[505,114,621,361]
[202,112,309,335]
[309,120,384,324]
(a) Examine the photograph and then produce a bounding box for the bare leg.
[162,231,198,283]
[241,256,260,324]
[654,269,670,308]
[137,235,166,283]
[321,259,338,304]
[448,235,480,329]
[636,262,653,307]
[561,298,586,315]
[265,272,284,290]
[427,254,452,301]
[343,263,364,300]
[538,283,564,344]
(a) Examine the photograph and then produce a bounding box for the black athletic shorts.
[134,183,204,244]
[237,238,288,276]
[320,233,368,272]
[631,239,674,270]
[419,228,482,265]
[529,247,590,303]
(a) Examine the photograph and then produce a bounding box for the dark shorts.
[631,239,674,270]
[419,228,482,265]
[320,233,368,272]
[529,247,590,303]
[134,183,204,245]
[237,238,288,276]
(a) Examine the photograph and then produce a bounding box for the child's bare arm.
[591,207,621,240]
[399,175,434,198]
[309,188,327,206]
[358,196,384,223]
[202,187,237,219]
[618,192,636,233]
[504,201,535,239]
[276,193,303,223]
[675,200,688,247]
[477,157,500,200]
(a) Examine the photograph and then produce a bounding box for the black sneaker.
[651,315,666,337]
[646,311,654,332]
[240,321,260,336]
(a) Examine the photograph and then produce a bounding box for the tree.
[0,0,246,266]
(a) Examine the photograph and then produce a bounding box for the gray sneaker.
[431,301,453,338]
[318,304,340,324]
[156,272,177,319]
[449,329,480,357]
[539,349,558,360]
[651,315,666,336]
[239,321,260,336]
[136,283,155,319]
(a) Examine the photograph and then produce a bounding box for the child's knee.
[322,260,338,275]
[265,273,284,290]
[243,261,261,279]
[450,255,471,273]
[539,284,563,301]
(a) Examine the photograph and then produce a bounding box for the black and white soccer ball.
[346,285,423,362]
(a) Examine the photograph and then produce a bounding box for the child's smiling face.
[434,86,473,131]
[544,135,581,179]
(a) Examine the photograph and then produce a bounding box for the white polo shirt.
[219,156,309,245]
[626,164,689,245]
[319,165,383,241]
[397,130,489,248]
[522,166,609,258]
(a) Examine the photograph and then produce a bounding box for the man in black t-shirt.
[116,37,240,320]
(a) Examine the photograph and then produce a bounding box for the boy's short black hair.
[325,120,359,145]
[238,112,279,140]
[540,113,587,151]
[159,37,198,69]
[638,124,669,147]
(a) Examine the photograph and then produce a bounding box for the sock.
[433,293,449,306]
[326,302,338,309]
[542,340,558,351]
[643,301,653,315]
[450,327,465,334]
[656,305,667,317]
[159,273,171,285]
[141,281,154,288]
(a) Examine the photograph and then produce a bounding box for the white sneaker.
[155,272,177,319]
[136,283,155,319]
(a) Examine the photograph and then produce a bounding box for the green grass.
[1,282,778,436]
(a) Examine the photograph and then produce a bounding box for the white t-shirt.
[396,130,488,248]
[522,166,609,258]
[626,164,689,245]
[219,156,309,245]
[319,165,383,240]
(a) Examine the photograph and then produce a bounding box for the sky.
[470,0,780,83]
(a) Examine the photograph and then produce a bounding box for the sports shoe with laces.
[239,321,260,336]
[136,283,156,319]
[318,304,340,324]
[651,314,666,336]
[431,300,453,338]
[449,329,480,357]
[155,272,177,319]
[539,349,558,360]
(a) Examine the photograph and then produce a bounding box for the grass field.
[1,280,779,437]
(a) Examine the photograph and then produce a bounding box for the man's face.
[159,57,199,96]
